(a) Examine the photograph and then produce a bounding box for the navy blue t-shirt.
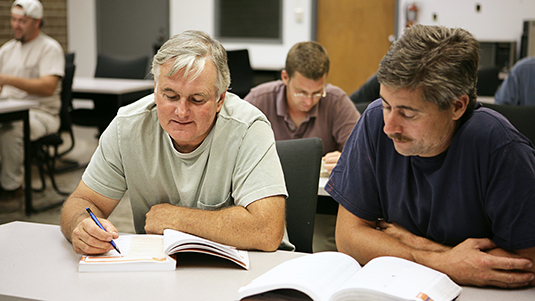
[326,99,535,250]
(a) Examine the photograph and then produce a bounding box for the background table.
[72,77,154,97]
[72,77,154,109]
[0,221,533,301]
[318,176,328,196]
[72,77,154,133]
[0,100,38,215]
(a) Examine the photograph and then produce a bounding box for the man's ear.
[281,70,290,85]
[216,91,226,112]
[452,95,469,121]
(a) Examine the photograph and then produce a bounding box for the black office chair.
[482,103,535,145]
[477,67,501,97]
[70,53,149,135]
[355,101,371,114]
[349,73,380,105]
[31,59,77,203]
[93,53,149,80]
[226,49,254,98]
[276,137,323,253]
[65,52,75,65]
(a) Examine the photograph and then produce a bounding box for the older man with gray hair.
[61,30,292,254]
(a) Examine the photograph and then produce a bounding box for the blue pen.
[85,207,121,254]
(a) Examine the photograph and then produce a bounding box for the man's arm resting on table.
[336,205,535,288]
[0,74,60,96]
[379,219,535,286]
[487,246,535,286]
[144,195,286,252]
[60,180,121,255]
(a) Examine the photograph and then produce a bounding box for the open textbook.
[236,252,461,301]
[79,229,249,272]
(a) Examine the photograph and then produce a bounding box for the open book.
[236,252,461,301]
[79,229,249,272]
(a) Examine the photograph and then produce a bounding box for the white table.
[71,77,154,133]
[318,176,329,196]
[0,222,533,301]
[0,222,303,301]
[0,99,39,114]
[72,77,154,95]
[478,96,495,104]
[0,100,38,215]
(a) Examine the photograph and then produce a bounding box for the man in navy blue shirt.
[327,25,535,288]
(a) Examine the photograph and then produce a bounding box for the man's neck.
[286,104,308,128]
[20,31,40,44]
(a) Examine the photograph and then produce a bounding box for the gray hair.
[377,25,479,113]
[151,30,230,96]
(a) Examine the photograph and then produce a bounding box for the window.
[215,0,283,43]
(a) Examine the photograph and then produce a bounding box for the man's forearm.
[377,220,450,252]
[336,206,428,264]
[145,196,286,251]
[0,74,58,96]
[60,180,119,242]
[60,196,100,242]
[336,206,535,287]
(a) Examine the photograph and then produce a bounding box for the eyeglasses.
[293,89,327,99]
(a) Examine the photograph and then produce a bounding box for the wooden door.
[316,0,396,95]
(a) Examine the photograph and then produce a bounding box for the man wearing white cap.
[0,0,65,211]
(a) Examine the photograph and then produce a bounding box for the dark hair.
[285,41,329,80]
[377,25,479,113]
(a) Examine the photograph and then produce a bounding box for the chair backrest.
[226,49,254,98]
[61,53,75,113]
[349,73,380,105]
[483,103,535,145]
[60,63,76,131]
[57,62,76,156]
[355,101,371,114]
[276,137,323,253]
[65,52,75,65]
[94,53,149,79]
[477,67,501,96]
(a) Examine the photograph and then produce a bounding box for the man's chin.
[393,143,416,157]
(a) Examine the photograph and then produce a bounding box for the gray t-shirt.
[82,93,293,249]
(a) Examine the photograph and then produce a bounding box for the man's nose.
[383,111,402,136]
[302,95,314,105]
[175,100,189,116]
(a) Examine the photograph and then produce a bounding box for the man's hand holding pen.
[70,209,120,255]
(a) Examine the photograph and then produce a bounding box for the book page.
[164,229,237,253]
[163,229,249,269]
[237,252,361,301]
[81,235,165,262]
[78,234,177,272]
[128,235,165,259]
[331,256,461,301]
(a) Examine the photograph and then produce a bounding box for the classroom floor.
[0,124,136,234]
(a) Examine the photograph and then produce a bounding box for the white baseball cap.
[11,0,43,19]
